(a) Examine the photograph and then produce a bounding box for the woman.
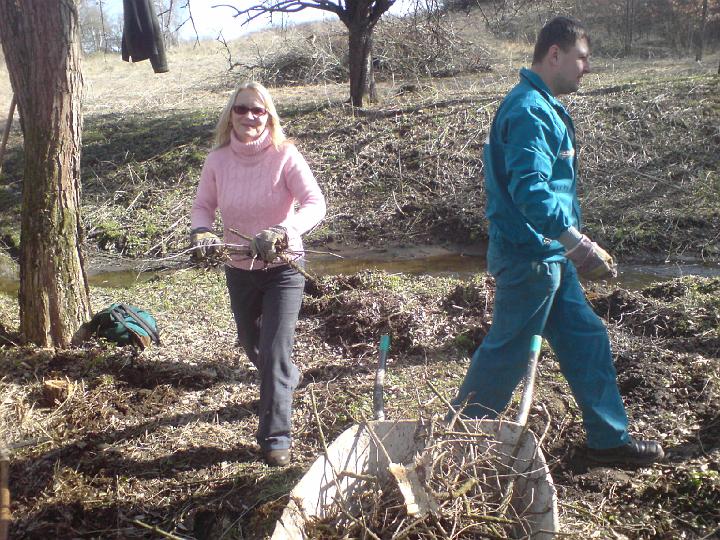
[190,82,326,466]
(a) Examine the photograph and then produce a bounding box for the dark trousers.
[225,265,304,451]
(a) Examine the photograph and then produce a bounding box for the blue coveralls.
[451,68,631,449]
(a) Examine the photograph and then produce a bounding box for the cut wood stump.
[41,378,76,407]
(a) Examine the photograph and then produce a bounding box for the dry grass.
[0,270,719,538]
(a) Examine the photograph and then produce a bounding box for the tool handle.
[373,335,390,420]
[0,447,10,540]
[515,335,542,426]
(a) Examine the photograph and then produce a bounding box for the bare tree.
[470,0,561,32]
[0,0,91,347]
[79,0,105,52]
[78,0,123,53]
[696,0,709,61]
[215,0,395,106]
[155,0,184,46]
[622,0,636,54]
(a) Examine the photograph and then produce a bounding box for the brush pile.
[305,419,540,539]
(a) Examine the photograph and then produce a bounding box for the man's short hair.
[532,16,589,65]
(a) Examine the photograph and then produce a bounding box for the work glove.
[565,235,617,280]
[190,228,221,260]
[250,226,288,263]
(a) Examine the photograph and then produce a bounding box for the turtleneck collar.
[230,128,272,157]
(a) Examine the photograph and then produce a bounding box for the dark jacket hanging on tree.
[122,0,169,73]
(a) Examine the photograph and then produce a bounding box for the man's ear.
[547,44,561,66]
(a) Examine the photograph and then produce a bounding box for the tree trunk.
[348,22,374,107]
[365,46,377,103]
[696,0,709,62]
[0,0,91,347]
[623,0,635,55]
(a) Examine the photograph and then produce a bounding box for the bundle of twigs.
[305,418,534,539]
[160,231,317,283]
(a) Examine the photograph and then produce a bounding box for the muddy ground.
[0,269,718,539]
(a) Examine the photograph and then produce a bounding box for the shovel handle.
[515,335,542,426]
[373,335,390,420]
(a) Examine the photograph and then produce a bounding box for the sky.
[105,1,414,41]
[174,2,334,40]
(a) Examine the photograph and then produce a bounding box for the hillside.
[1,22,718,266]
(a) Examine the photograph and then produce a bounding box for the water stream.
[1,248,719,296]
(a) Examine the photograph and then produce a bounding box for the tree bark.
[365,44,377,103]
[338,0,390,107]
[623,0,635,55]
[696,0,709,62]
[0,0,91,347]
[348,22,374,107]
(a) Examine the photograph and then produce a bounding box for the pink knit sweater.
[191,129,326,270]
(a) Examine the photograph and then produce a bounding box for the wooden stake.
[131,519,186,540]
[0,447,10,540]
[0,95,17,177]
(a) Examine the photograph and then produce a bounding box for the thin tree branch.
[213,0,347,24]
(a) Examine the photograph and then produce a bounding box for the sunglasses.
[232,105,268,116]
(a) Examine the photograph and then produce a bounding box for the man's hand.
[565,235,617,280]
[250,226,288,263]
[190,229,221,260]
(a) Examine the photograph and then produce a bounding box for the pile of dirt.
[302,271,494,356]
[589,277,720,355]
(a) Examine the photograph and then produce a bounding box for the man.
[449,16,663,465]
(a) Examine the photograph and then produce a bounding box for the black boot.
[586,437,664,465]
[263,448,291,467]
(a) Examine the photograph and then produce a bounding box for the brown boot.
[263,448,290,467]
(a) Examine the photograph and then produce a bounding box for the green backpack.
[87,303,160,349]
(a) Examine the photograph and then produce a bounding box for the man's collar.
[519,68,562,107]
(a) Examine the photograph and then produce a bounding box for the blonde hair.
[213,81,286,150]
